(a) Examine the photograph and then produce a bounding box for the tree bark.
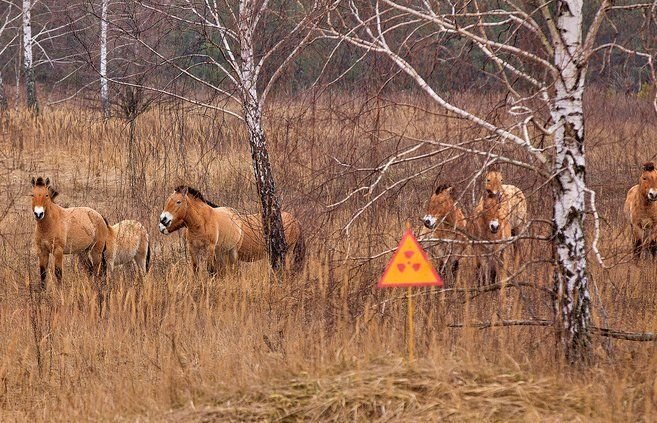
[551,0,592,364]
[238,0,287,270]
[243,99,288,269]
[100,0,109,118]
[0,71,7,112]
[22,0,38,114]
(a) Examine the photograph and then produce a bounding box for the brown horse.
[31,177,109,290]
[471,191,514,285]
[420,184,467,280]
[107,220,151,274]
[483,169,527,236]
[158,186,304,274]
[624,162,657,259]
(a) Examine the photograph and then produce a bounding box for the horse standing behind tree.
[420,184,467,281]
[471,191,515,285]
[158,186,304,275]
[624,162,657,259]
[483,169,527,236]
[30,177,109,293]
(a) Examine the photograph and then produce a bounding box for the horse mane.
[643,162,655,172]
[175,185,219,208]
[435,184,451,195]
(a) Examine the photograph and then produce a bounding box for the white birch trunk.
[100,0,109,118]
[238,0,288,269]
[551,0,591,363]
[22,0,38,113]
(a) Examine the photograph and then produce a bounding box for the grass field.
[1,91,657,421]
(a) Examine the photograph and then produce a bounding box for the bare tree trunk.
[22,0,38,114]
[100,0,109,118]
[551,0,592,364]
[0,71,7,112]
[239,0,287,269]
[244,99,287,269]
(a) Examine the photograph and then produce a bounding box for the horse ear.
[31,177,36,186]
[180,186,188,196]
[435,184,451,195]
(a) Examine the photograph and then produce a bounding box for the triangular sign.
[378,230,443,288]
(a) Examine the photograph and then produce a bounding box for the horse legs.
[651,240,657,259]
[78,251,94,276]
[53,245,64,286]
[89,242,108,316]
[37,250,49,292]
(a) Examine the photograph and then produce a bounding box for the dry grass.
[0,91,656,421]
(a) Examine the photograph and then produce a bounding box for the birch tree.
[116,0,326,269]
[323,0,654,363]
[22,0,37,112]
[99,0,108,117]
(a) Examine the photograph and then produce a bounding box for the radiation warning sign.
[377,230,443,288]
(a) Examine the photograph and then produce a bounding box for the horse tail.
[145,240,152,273]
[101,242,108,277]
[292,228,306,273]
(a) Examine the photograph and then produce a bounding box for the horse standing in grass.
[106,220,151,274]
[158,186,304,275]
[471,191,514,285]
[420,184,467,280]
[624,162,657,259]
[30,177,109,291]
[483,169,527,236]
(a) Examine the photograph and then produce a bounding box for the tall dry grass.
[0,91,656,421]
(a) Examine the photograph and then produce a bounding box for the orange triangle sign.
[378,230,443,288]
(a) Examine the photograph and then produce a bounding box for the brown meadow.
[0,91,657,421]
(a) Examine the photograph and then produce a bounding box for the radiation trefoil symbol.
[378,230,443,288]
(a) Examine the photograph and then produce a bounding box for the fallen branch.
[448,319,553,329]
[446,321,657,342]
[591,327,657,341]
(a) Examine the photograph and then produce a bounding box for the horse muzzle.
[159,223,170,235]
[648,191,657,202]
[33,207,45,221]
[489,220,500,234]
[422,215,437,230]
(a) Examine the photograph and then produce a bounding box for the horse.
[483,169,527,236]
[158,186,304,275]
[624,162,657,259]
[107,220,151,274]
[30,177,110,291]
[420,184,467,280]
[471,191,514,285]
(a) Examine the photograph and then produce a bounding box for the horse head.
[639,162,657,203]
[422,184,456,230]
[484,168,503,196]
[481,190,505,236]
[159,186,191,235]
[30,177,58,221]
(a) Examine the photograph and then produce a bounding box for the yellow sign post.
[378,227,443,362]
